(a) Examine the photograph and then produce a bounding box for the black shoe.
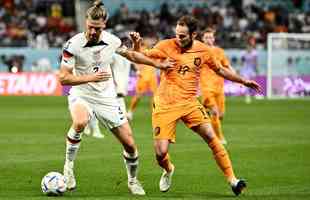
[231,179,246,196]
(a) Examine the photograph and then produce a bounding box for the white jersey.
[111,53,131,96]
[61,31,122,99]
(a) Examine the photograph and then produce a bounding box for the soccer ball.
[41,172,67,196]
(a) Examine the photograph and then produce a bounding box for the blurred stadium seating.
[0,0,309,48]
[0,0,310,97]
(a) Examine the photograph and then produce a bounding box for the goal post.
[267,33,310,99]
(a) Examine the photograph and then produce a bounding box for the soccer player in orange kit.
[200,27,235,144]
[130,16,261,196]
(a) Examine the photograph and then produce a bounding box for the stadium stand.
[0,0,309,48]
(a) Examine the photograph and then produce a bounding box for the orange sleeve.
[218,48,230,68]
[142,41,168,59]
[203,50,221,72]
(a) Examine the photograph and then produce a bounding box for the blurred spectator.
[0,0,309,48]
[0,0,76,48]
[0,54,24,73]
[31,57,52,72]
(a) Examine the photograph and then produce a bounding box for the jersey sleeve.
[106,32,123,53]
[142,41,168,59]
[61,40,76,69]
[203,50,221,72]
[219,49,230,68]
[112,35,122,49]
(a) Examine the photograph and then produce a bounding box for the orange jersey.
[200,46,230,92]
[135,63,157,81]
[143,39,220,108]
[135,63,158,94]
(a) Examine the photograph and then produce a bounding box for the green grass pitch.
[0,96,309,200]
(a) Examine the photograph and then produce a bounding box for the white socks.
[123,150,139,181]
[65,127,82,163]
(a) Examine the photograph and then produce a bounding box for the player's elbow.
[57,72,68,85]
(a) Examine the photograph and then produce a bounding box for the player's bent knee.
[73,120,88,133]
[205,129,216,140]
[156,153,168,162]
[123,144,137,154]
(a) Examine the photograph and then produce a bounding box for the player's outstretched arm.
[58,65,111,85]
[116,47,173,70]
[215,66,261,93]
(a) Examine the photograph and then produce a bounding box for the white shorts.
[68,94,127,130]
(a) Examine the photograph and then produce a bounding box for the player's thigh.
[202,91,217,108]
[182,102,211,129]
[94,103,127,130]
[152,110,179,143]
[68,96,91,126]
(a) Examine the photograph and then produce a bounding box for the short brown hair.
[203,27,216,34]
[86,0,108,21]
[177,15,198,35]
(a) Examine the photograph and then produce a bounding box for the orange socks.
[156,153,173,172]
[208,137,236,183]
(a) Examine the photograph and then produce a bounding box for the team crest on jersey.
[194,57,202,67]
[154,127,160,136]
[64,41,71,50]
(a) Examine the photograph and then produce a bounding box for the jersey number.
[92,66,100,73]
[198,107,208,119]
[178,65,190,75]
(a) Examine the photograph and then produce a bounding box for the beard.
[180,39,193,49]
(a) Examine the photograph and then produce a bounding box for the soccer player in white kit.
[58,1,172,195]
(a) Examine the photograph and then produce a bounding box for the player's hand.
[129,32,142,44]
[243,80,262,93]
[156,58,175,70]
[91,71,112,82]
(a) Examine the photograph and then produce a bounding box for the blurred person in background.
[200,27,235,145]
[240,36,258,103]
[127,36,159,120]
[31,57,52,72]
[1,54,24,73]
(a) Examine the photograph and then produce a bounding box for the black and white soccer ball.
[41,172,67,196]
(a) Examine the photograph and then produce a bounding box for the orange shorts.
[201,90,225,115]
[136,76,157,95]
[152,100,210,143]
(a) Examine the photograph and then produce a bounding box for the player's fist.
[156,58,175,70]
[129,32,142,44]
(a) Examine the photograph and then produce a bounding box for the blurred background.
[0,0,310,98]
